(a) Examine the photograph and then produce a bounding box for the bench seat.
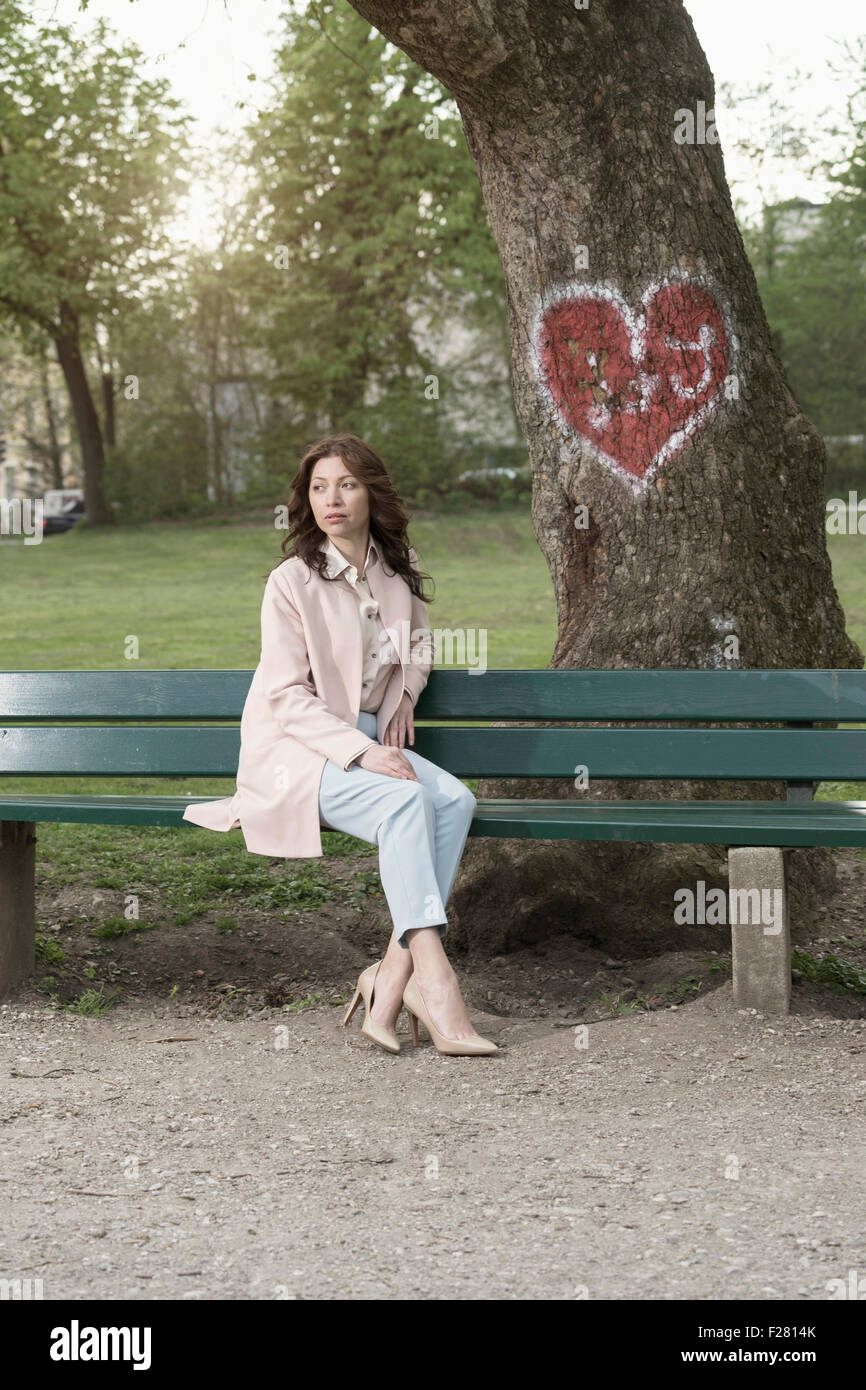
[4,666,866,1015]
[2,793,866,848]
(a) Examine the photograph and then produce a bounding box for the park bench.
[2,667,866,1014]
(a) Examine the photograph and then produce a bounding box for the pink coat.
[182,545,433,858]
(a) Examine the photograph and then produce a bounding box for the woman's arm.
[259,568,375,770]
[400,546,434,708]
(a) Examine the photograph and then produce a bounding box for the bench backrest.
[1,669,866,781]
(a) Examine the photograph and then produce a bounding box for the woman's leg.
[380,745,483,1041]
[319,724,481,1038]
[403,923,482,1042]
[394,745,477,924]
[319,758,443,1029]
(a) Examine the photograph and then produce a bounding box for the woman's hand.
[357,743,419,781]
[356,693,418,780]
[355,695,417,783]
[383,691,415,750]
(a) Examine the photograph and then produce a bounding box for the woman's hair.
[269,432,434,603]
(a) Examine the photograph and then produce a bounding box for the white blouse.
[322,534,414,767]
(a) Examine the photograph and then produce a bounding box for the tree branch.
[0,292,57,337]
[345,0,508,100]
[309,1,375,76]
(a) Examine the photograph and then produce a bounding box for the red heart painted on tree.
[535,278,733,484]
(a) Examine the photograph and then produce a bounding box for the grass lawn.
[2,503,862,667]
[0,505,556,669]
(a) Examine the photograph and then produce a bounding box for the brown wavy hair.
[268,432,434,603]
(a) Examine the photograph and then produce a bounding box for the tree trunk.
[200,286,229,505]
[53,304,112,525]
[38,345,65,489]
[101,371,116,451]
[347,0,862,954]
[23,348,66,488]
[206,375,227,504]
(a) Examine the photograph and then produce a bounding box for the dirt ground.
[1,848,864,1300]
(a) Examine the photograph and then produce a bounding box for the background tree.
[240,0,511,496]
[723,42,866,493]
[100,282,212,523]
[0,328,72,492]
[746,194,866,468]
[0,2,190,523]
[741,51,866,492]
[344,0,862,949]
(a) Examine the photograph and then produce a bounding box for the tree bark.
[101,372,116,452]
[53,304,112,525]
[39,347,65,490]
[347,0,862,953]
[23,346,66,488]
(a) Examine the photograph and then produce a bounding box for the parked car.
[41,491,85,536]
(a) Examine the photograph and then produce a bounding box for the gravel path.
[2,982,864,1300]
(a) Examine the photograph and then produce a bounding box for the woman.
[183,432,496,1058]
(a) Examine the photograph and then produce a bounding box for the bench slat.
[469,799,866,847]
[2,793,865,847]
[0,794,202,826]
[418,669,866,722]
[2,668,866,721]
[3,725,866,779]
[0,670,254,720]
[0,726,242,775]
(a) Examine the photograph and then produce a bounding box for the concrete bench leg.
[728,846,791,1015]
[0,821,36,998]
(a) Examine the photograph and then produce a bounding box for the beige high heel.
[402,975,498,1056]
[342,960,401,1054]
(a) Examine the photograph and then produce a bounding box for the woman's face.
[309,454,370,540]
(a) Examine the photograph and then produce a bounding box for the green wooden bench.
[2,668,865,1013]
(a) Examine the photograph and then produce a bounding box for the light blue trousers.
[318,710,477,949]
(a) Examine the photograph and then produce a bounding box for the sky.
[33,0,866,242]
